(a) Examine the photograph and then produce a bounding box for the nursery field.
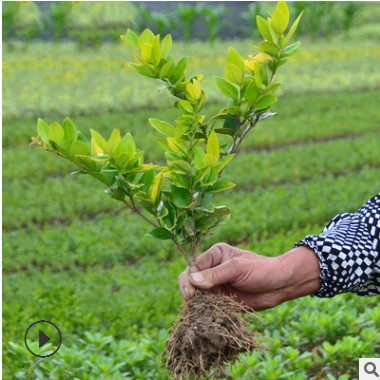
[3,32,380,379]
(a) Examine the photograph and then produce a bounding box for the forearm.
[278,246,321,302]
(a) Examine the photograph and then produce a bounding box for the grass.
[3,31,380,379]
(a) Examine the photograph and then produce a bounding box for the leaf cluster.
[32,1,303,265]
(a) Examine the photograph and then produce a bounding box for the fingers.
[195,242,241,271]
[189,258,239,290]
[178,267,196,301]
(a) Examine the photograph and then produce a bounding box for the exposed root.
[164,290,266,379]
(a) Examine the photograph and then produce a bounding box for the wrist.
[277,246,321,303]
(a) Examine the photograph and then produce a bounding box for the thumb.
[189,259,237,289]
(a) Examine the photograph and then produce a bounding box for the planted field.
[3,31,380,380]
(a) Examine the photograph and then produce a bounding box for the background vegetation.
[3,1,380,379]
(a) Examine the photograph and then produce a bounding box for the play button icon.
[39,330,51,348]
[25,320,62,358]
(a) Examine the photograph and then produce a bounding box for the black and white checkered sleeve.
[295,193,380,298]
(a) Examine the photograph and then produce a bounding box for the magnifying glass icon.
[365,362,380,377]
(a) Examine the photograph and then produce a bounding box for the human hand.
[178,243,321,310]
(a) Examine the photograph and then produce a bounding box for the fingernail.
[190,272,204,283]
[183,286,190,299]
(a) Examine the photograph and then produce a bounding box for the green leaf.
[161,34,172,58]
[207,130,220,160]
[255,95,278,110]
[37,118,49,143]
[121,29,138,47]
[284,11,304,47]
[107,129,121,155]
[70,140,90,156]
[267,19,279,44]
[271,1,289,34]
[171,186,191,207]
[159,62,175,79]
[172,57,188,83]
[123,164,158,174]
[147,227,173,240]
[138,28,155,47]
[48,122,64,144]
[138,169,155,191]
[259,41,278,55]
[77,131,89,145]
[256,15,272,41]
[227,47,245,72]
[74,155,99,171]
[193,147,206,170]
[178,100,193,113]
[48,140,70,156]
[207,180,235,193]
[150,172,164,207]
[214,76,239,99]
[225,63,243,85]
[151,35,161,67]
[141,43,152,61]
[254,62,263,88]
[167,137,188,156]
[203,154,218,168]
[211,206,231,218]
[88,172,113,186]
[129,63,157,78]
[185,81,202,101]
[90,129,107,157]
[61,118,78,149]
[214,128,235,136]
[215,154,234,174]
[243,79,260,102]
[282,41,301,58]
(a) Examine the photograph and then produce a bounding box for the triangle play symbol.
[39,330,51,348]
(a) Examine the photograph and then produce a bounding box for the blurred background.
[3,2,380,379]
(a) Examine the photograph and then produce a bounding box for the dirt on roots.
[165,290,265,379]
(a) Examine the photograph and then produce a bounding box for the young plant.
[31,2,303,377]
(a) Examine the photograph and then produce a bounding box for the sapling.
[31,2,303,377]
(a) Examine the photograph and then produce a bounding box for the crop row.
[4,255,379,379]
[4,168,379,268]
[3,39,380,120]
[2,217,323,273]
[4,88,380,155]
[4,130,380,194]
[4,167,379,231]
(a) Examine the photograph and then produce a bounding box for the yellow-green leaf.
[185,81,202,101]
[214,76,239,99]
[37,118,49,143]
[225,63,243,85]
[141,43,152,62]
[255,95,278,110]
[284,11,304,47]
[138,28,155,47]
[90,129,107,157]
[48,122,64,144]
[149,119,176,137]
[207,130,220,160]
[256,15,272,41]
[271,1,289,34]
[254,62,263,88]
[159,62,175,79]
[107,129,121,155]
[61,117,78,149]
[203,154,218,167]
[161,34,172,58]
[227,47,245,73]
[151,35,161,67]
[150,172,164,206]
[70,140,90,156]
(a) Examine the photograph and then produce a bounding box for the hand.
[178,243,321,310]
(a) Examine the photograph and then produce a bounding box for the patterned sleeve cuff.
[294,201,380,298]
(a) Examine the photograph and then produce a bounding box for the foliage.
[242,3,263,40]
[202,5,231,46]
[67,1,137,49]
[177,3,203,43]
[48,2,73,43]
[2,1,43,43]
[32,2,303,269]
[3,3,380,379]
